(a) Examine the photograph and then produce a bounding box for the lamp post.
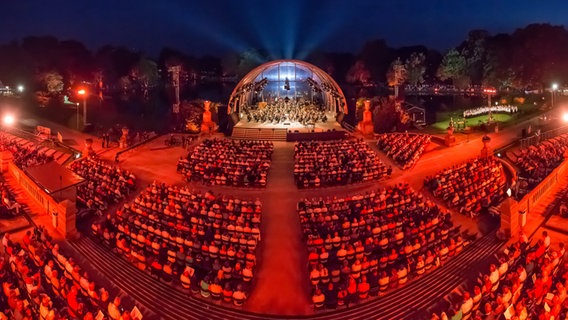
[77,89,88,126]
[76,103,80,129]
[552,83,558,109]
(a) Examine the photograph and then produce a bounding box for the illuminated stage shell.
[228,60,347,115]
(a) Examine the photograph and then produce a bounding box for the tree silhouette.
[437,49,469,88]
[405,52,426,86]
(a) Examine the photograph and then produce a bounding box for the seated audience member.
[94,181,263,305]
[294,138,389,188]
[425,156,505,218]
[377,133,431,169]
[298,183,459,308]
[178,139,273,188]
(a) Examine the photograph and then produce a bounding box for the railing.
[7,162,77,237]
[115,133,161,159]
[519,125,568,149]
[517,159,568,215]
[341,121,356,133]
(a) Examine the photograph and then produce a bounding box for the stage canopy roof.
[228,60,347,114]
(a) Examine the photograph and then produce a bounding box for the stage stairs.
[232,127,288,141]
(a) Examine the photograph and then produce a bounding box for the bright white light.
[497,153,501,157]
[562,113,568,122]
[552,83,559,91]
[506,188,512,197]
[3,114,15,126]
[17,85,24,93]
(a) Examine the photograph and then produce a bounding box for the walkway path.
[246,142,311,314]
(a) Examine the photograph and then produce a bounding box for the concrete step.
[76,228,502,320]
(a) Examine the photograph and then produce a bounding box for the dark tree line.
[0,23,567,98]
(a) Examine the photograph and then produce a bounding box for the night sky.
[1,0,567,58]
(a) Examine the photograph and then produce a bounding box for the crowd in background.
[463,105,518,118]
[425,157,506,218]
[299,184,465,310]
[92,182,261,306]
[178,139,273,188]
[0,136,54,169]
[70,157,136,213]
[377,133,431,169]
[515,133,568,198]
[294,138,390,188]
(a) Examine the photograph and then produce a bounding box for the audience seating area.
[92,182,261,306]
[0,135,54,169]
[0,227,142,320]
[294,138,390,188]
[515,133,568,198]
[177,139,273,188]
[298,184,466,310]
[425,157,506,218]
[0,180,24,218]
[70,157,136,213]
[432,232,566,320]
[376,133,431,169]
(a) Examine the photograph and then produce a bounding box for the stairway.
[69,231,503,320]
[232,128,288,141]
[68,236,269,320]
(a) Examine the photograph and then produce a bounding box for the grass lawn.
[428,104,539,133]
[431,113,513,131]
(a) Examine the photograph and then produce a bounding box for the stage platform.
[233,112,343,133]
[232,116,345,141]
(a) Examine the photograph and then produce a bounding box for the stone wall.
[6,162,77,238]
[500,159,568,237]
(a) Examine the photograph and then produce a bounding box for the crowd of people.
[463,105,518,118]
[96,125,156,149]
[425,157,506,218]
[0,227,142,320]
[244,101,328,125]
[432,231,566,320]
[515,133,568,198]
[70,157,137,213]
[376,133,431,169]
[0,135,54,169]
[0,181,23,218]
[91,182,261,306]
[294,138,390,188]
[404,84,486,95]
[298,183,466,310]
[177,139,273,188]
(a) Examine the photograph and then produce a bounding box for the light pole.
[552,83,558,109]
[77,89,88,126]
[76,103,80,129]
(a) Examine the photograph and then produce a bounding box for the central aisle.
[245,142,312,314]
